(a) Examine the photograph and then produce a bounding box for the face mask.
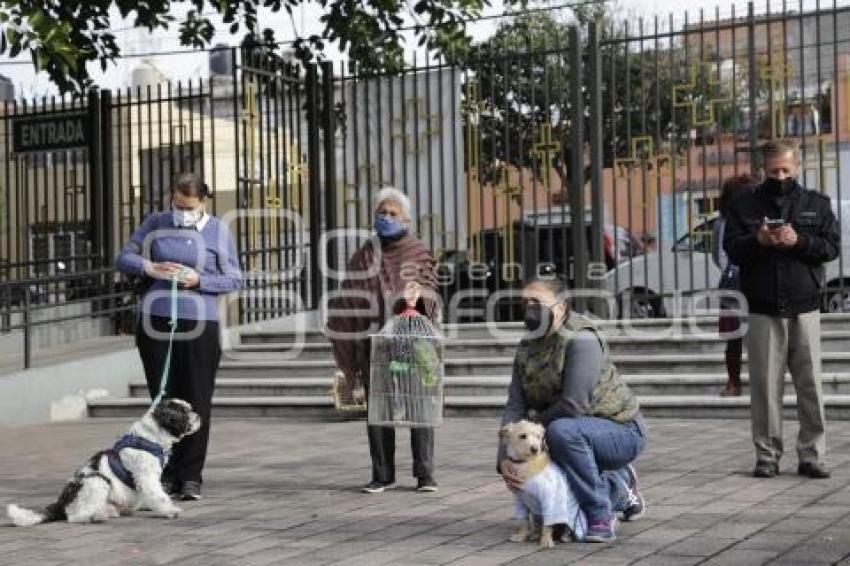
[374,214,407,240]
[524,303,553,335]
[763,177,796,195]
[173,207,202,228]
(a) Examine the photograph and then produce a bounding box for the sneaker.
[798,462,830,479]
[753,461,779,478]
[179,480,203,501]
[362,480,394,494]
[416,477,438,492]
[585,516,617,543]
[621,464,645,522]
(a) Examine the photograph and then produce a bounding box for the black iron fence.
[2,0,850,367]
[334,0,850,321]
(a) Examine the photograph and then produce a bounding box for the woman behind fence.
[115,172,242,500]
[711,175,758,397]
[326,187,441,494]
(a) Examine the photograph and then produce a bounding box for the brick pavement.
[2,417,850,565]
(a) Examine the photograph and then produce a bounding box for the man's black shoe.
[798,462,830,479]
[753,461,779,478]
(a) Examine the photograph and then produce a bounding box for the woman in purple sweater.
[116,172,242,500]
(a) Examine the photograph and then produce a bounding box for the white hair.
[373,186,412,221]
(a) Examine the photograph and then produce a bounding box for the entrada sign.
[12,112,90,154]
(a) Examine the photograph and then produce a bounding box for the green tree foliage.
[0,0,528,93]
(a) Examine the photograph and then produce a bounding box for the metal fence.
[335,0,850,321]
[2,0,850,368]
[595,2,850,318]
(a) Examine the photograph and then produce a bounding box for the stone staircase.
[88,314,850,420]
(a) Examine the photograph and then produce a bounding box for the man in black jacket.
[724,139,840,479]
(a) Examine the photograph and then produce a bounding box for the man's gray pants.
[746,310,826,466]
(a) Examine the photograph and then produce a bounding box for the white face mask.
[173,207,202,228]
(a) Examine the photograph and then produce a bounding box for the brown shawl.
[326,234,439,391]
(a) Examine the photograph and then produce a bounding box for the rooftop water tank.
[131,60,167,90]
[0,74,14,102]
[209,44,234,76]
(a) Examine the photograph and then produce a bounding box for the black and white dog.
[7,398,201,526]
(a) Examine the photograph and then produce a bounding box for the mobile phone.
[172,266,191,281]
[764,218,785,229]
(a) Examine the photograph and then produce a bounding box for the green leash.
[152,277,179,405]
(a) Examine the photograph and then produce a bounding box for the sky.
[0,0,741,99]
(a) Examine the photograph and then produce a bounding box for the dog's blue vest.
[107,435,166,489]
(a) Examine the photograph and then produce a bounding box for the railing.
[0,267,136,369]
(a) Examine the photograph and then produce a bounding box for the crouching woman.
[498,277,647,543]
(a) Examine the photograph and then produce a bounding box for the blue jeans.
[547,416,646,522]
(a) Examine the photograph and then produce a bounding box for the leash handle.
[152,277,179,405]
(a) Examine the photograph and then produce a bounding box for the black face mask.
[763,177,796,195]
[524,303,553,334]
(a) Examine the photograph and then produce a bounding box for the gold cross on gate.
[498,166,523,282]
[265,176,283,238]
[613,136,677,179]
[242,81,260,175]
[418,213,446,256]
[531,124,561,192]
[759,62,794,139]
[341,181,370,229]
[463,81,481,179]
[464,81,483,262]
[357,162,392,192]
[672,61,731,127]
[392,98,442,155]
[245,178,263,267]
[802,137,838,193]
[287,163,307,212]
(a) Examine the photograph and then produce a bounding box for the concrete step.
[87,394,850,420]
[216,358,516,378]
[236,314,850,346]
[216,351,850,379]
[615,353,850,374]
[224,331,850,361]
[127,372,850,399]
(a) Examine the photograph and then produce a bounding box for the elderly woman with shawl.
[326,187,440,494]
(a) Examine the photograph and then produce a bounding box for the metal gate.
[231,49,336,323]
[334,0,850,321]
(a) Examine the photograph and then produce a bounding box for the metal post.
[747,2,759,173]
[99,89,115,322]
[23,283,30,369]
[587,21,605,316]
[305,64,322,309]
[569,26,588,311]
[87,89,103,266]
[321,61,338,293]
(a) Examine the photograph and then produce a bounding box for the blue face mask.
[374,214,407,240]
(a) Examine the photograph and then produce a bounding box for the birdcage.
[368,309,444,427]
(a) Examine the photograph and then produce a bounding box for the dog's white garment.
[515,462,587,539]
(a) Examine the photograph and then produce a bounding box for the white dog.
[7,398,201,526]
[499,420,588,548]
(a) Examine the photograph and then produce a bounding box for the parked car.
[604,200,850,318]
[437,211,642,322]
